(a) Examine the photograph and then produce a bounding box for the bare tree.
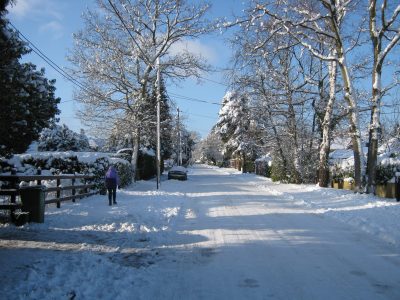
[249,0,367,190]
[366,0,400,193]
[225,2,338,184]
[69,0,211,177]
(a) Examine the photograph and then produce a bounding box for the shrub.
[114,161,133,187]
[136,151,156,180]
[243,161,255,173]
[376,164,397,184]
[270,160,288,182]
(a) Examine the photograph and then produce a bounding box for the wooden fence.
[0,174,98,210]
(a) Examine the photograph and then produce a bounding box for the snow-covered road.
[1,165,400,299]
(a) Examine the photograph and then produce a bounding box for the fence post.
[36,168,42,185]
[72,178,76,202]
[56,178,61,208]
[396,172,400,202]
[10,169,17,203]
[84,176,88,194]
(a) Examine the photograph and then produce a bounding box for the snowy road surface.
[1,165,400,299]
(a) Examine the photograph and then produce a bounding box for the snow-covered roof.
[116,148,133,154]
[329,149,353,160]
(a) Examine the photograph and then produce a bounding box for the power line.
[197,75,229,87]
[169,92,222,106]
[8,22,113,105]
[9,22,89,95]
[188,112,218,120]
[10,22,226,110]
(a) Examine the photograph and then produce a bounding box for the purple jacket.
[105,166,120,188]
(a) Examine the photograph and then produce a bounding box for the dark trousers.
[107,188,116,205]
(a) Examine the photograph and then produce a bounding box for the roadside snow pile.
[256,179,400,247]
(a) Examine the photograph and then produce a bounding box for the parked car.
[168,166,188,181]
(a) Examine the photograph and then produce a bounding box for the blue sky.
[7,0,244,138]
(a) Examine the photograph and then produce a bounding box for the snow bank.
[251,175,400,247]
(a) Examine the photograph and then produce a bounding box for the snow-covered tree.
[38,124,90,152]
[0,5,60,157]
[224,0,367,189]
[217,91,262,173]
[366,1,400,193]
[194,128,224,165]
[69,0,212,177]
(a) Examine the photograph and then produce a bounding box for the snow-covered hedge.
[0,152,133,188]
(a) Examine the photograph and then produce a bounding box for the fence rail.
[0,174,98,209]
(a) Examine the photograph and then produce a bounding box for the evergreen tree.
[0,6,60,157]
[38,124,90,152]
[142,77,173,160]
[216,91,262,172]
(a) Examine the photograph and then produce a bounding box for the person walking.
[105,166,120,206]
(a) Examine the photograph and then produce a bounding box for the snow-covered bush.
[0,152,133,188]
[330,164,354,181]
[375,164,400,184]
[38,124,90,152]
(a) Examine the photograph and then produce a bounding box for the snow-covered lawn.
[1,165,399,299]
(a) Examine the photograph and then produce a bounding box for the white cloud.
[7,0,31,17]
[168,39,217,63]
[9,0,65,39]
[9,0,63,20]
[39,21,64,39]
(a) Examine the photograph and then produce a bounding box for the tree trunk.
[366,70,381,194]
[266,108,288,174]
[325,2,365,191]
[366,1,382,194]
[337,54,365,191]
[131,128,140,182]
[242,152,247,173]
[318,59,337,187]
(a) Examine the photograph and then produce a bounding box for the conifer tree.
[0,3,60,157]
[142,77,173,160]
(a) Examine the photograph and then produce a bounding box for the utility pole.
[156,57,161,189]
[177,107,182,166]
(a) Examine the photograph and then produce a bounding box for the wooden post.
[84,177,88,194]
[10,169,17,204]
[56,178,61,208]
[36,168,42,185]
[72,178,76,202]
